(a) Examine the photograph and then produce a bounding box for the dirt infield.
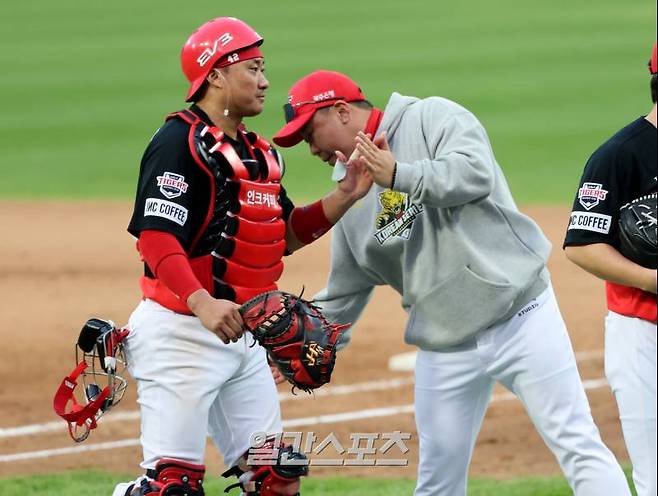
[0,201,628,481]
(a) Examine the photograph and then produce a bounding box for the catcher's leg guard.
[222,440,308,495]
[121,459,206,495]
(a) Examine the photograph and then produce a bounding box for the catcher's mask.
[53,318,130,442]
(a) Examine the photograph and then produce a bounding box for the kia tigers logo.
[578,182,609,210]
[157,172,189,199]
[196,33,234,67]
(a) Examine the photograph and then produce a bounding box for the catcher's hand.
[240,290,349,392]
[618,193,657,269]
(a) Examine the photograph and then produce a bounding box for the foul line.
[0,377,416,440]
[0,378,609,463]
[390,349,603,372]
[0,351,605,440]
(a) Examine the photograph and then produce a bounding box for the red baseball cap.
[649,42,657,75]
[273,70,367,147]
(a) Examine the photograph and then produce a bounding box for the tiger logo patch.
[374,190,423,244]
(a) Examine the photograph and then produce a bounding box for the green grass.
[0,468,638,495]
[0,0,654,203]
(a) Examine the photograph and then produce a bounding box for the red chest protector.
[140,109,286,313]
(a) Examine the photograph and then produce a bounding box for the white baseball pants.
[112,298,281,496]
[605,311,657,496]
[413,287,631,496]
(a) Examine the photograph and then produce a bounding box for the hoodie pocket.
[405,265,517,350]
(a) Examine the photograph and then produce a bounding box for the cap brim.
[272,111,315,148]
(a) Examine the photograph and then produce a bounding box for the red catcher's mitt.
[240,291,349,392]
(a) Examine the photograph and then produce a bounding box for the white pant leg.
[605,311,657,496]
[414,346,494,496]
[125,299,245,468]
[207,341,282,467]
[112,481,137,496]
[489,288,630,496]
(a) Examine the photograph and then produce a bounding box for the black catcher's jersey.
[564,117,658,249]
[128,105,295,254]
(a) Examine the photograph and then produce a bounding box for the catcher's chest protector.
[164,110,286,305]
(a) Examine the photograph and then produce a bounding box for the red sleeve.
[138,230,203,302]
[289,200,334,245]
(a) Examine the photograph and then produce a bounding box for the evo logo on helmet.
[144,198,188,226]
[197,33,234,67]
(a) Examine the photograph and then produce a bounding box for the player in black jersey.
[564,42,657,496]
[114,17,372,496]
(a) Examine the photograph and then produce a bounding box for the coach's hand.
[187,289,244,344]
[355,131,397,189]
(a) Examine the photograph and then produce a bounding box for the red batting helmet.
[181,17,263,102]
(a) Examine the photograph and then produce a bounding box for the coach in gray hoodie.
[273,70,630,496]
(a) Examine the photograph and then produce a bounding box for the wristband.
[289,201,334,245]
[390,162,398,189]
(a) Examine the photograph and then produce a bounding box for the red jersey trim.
[364,108,383,137]
[606,281,657,323]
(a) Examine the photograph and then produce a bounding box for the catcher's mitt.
[240,290,349,393]
[618,193,657,269]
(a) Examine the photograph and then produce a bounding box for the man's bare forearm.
[565,243,657,293]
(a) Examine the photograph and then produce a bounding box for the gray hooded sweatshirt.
[314,93,552,351]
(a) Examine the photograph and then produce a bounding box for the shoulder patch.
[144,198,188,226]
[568,211,612,234]
[156,172,189,199]
[578,182,609,210]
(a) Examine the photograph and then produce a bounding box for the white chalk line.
[0,377,416,440]
[0,351,605,440]
[0,350,605,462]
[389,349,604,372]
[3,351,603,441]
[0,377,609,463]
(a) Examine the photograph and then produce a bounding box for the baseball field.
[0,0,654,494]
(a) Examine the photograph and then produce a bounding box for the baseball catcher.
[240,290,349,393]
[618,193,657,269]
